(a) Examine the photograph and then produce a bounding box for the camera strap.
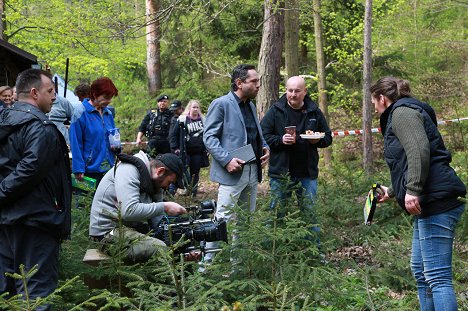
[114,153,155,196]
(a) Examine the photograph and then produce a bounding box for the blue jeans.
[410,204,465,311]
[269,177,319,235]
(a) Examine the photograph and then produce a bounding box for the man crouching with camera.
[89,151,187,262]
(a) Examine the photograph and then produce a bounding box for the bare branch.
[6,26,38,39]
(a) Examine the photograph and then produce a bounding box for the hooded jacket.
[89,151,165,237]
[261,94,332,179]
[0,102,72,239]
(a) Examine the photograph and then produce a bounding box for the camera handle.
[148,215,164,231]
[196,241,224,258]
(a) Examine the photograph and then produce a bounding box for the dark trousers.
[187,152,203,195]
[0,224,60,311]
[148,138,171,156]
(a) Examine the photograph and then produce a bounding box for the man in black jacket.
[260,76,332,242]
[0,69,71,310]
[136,95,174,156]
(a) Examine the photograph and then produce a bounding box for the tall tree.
[312,0,331,165]
[362,0,373,173]
[0,0,5,40]
[284,0,299,79]
[257,0,284,118]
[146,0,162,96]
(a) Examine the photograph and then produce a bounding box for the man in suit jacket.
[203,64,270,263]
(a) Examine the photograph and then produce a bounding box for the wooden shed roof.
[0,39,37,63]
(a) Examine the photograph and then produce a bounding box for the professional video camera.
[151,200,228,257]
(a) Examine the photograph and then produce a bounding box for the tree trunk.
[0,0,6,40]
[362,0,374,174]
[312,0,331,166]
[300,43,308,66]
[146,0,162,97]
[257,0,284,119]
[284,0,299,80]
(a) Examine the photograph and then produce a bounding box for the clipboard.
[364,183,380,225]
[230,144,256,164]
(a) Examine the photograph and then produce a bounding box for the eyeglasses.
[243,78,259,84]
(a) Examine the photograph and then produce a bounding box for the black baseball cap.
[170,100,182,111]
[157,94,169,102]
[157,153,184,188]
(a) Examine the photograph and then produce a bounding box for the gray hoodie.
[89,151,165,236]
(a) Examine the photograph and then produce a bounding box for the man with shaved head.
[260,76,332,246]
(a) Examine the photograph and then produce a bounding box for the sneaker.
[198,259,212,273]
[319,252,328,265]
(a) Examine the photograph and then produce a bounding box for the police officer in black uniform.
[168,100,184,154]
[136,95,174,155]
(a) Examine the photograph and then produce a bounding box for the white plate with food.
[300,132,325,139]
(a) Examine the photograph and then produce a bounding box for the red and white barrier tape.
[118,117,468,144]
[332,117,468,137]
[121,141,144,146]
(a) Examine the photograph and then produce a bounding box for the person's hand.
[174,149,180,155]
[282,134,295,145]
[184,250,202,261]
[136,137,144,149]
[405,193,421,215]
[74,173,84,181]
[260,147,270,167]
[226,158,244,173]
[376,185,390,203]
[164,202,187,216]
[308,138,320,144]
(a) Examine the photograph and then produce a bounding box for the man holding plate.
[260,76,332,244]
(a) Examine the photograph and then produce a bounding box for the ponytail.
[370,76,411,103]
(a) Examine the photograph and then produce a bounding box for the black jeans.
[148,138,171,156]
[0,224,60,311]
[187,152,203,195]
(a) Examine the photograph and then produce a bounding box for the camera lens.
[191,220,227,242]
[199,200,216,215]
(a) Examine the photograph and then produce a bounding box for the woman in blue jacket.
[69,77,118,186]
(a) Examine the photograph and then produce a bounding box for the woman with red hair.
[69,77,119,186]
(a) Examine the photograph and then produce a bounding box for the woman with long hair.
[371,76,465,311]
[171,100,209,196]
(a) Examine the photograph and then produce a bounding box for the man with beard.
[202,64,270,264]
[89,152,187,262]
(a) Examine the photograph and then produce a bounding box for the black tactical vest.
[146,109,173,139]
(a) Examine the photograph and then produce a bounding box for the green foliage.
[371,0,467,115]
[4,0,466,142]
[1,0,466,308]
[0,265,132,311]
[3,152,465,310]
